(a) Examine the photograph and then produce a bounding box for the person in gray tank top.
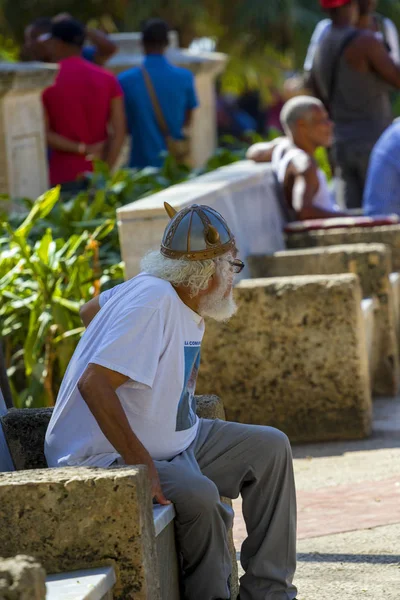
[310,0,400,209]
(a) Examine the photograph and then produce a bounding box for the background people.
[363,120,400,215]
[118,19,198,168]
[42,18,125,189]
[309,0,400,209]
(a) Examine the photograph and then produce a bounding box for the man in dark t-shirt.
[309,0,400,208]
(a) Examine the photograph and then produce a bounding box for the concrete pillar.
[107,34,227,168]
[0,63,56,200]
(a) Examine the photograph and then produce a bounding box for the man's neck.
[291,135,317,158]
[174,285,201,315]
[57,48,81,61]
[358,14,374,30]
[331,16,352,28]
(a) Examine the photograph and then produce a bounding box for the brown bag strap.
[141,66,170,138]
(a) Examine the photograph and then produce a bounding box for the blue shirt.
[82,46,97,63]
[363,123,400,216]
[118,54,198,168]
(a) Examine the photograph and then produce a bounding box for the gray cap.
[161,202,235,261]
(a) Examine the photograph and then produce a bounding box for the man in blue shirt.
[118,19,198,169]
[363,121,400,215]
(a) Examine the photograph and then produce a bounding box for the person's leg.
[334,143,361,209]
[194,419,297,600]
[155,448,233,600]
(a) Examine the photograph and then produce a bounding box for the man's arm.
[104,96,126,169]
[293,165,347,220]
[85,28,117,65]
[246,138,286,162]
[184,109,195,128]
[80,297,101,328]
[44,108,105,157]
[361,33,400,88]
[78,363,170,505]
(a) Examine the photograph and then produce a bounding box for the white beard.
[198,287,238,322]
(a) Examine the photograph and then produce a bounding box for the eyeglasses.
[227,259,245,274]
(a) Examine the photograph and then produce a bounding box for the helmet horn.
[164,202,177,219]
[206,224,220,245]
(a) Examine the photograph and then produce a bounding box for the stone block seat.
[0,396,238,600]
[196,274,372,443]
[285,218,400,270]
[248,244,399,397]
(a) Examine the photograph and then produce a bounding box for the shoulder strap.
[328,30,361,108]
[141,66,170,138]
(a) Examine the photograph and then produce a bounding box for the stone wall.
[248,244,399,396]
[0,467,160,600]
[286,225,400,271]
[0,64,56,202]
[197,274,372,442]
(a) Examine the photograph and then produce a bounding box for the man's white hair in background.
[280,96,324,136]
[141,250,237,321]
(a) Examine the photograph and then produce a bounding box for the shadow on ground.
[292,397,400,458]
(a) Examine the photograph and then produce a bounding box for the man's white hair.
[280,96,323,135]
[141,250,228,297]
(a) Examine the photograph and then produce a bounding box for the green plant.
[0,187,123,408]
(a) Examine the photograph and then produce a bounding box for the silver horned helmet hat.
[161,202,236,261]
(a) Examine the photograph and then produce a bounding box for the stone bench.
[0,396,238,600]
[46,566,116,600]
[248,244,399,397]
[286,223,400,271]
[196,274,372,443]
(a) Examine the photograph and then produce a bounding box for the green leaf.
[16,187,60,237]
[52,296,81,314]
[36,229,53,264]
[23,305,42,376]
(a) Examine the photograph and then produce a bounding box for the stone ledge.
[286,225,400,271]
[0,467,160,600]
[248,244,399,397]
[197,274,372,442]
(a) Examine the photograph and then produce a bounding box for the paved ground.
[233,397,400,599]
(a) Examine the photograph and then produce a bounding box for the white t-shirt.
[304,17,400,70]
[45,273,204,467]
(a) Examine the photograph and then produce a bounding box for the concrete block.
[248,245,399,396]
[0,555,46,600]
[285,224,400,271]
[1,408,52,470]
[197,274,372,442]
[196,394,226,420]
[0,467,161,600]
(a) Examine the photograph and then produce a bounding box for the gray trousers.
[155,419,297,600]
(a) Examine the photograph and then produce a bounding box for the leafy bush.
[0,188,123,407]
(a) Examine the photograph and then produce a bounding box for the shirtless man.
[247,96,346,221]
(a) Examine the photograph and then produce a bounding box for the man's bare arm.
[86,28,117,65]
[294,166,347,220]
[44,110,105,157]
[78,363,170,505]
[246,138,286,162]
[80,297,101,328]
[362,33,400,88]
[104,96,127,169]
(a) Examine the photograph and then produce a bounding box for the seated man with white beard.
[45,203,298,600]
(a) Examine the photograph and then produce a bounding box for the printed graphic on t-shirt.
[176,344,201,431]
